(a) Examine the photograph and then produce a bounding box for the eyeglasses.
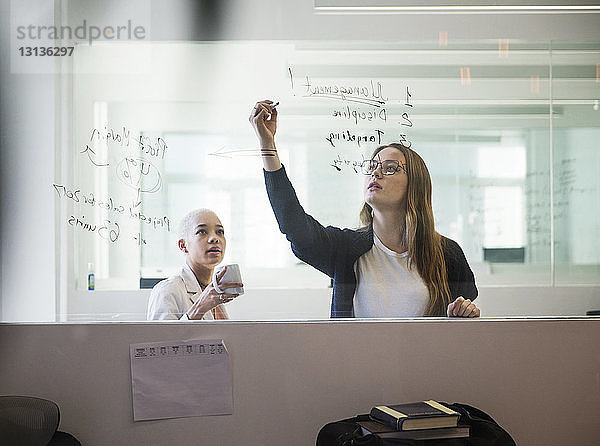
[361,159,407,176]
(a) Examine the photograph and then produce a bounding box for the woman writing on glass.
[250,100,479,318]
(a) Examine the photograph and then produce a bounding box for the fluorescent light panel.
[315,1,600,13]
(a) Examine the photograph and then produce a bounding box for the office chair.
[0,395,81,446]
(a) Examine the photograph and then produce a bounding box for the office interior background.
[1,1,600,445]
[2,0,600,322]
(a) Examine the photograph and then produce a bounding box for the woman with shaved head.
[147,209,242,320]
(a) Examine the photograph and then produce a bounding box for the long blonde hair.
[359,143,451,316]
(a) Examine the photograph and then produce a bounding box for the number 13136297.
[19,46,74,56]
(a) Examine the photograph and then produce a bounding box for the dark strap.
[317,405,516,446]
[443,403,517,446]
[316,415,379,446]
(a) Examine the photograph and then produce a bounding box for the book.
[370,400,460,431]
[358,420,470,441]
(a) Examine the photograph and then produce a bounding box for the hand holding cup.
[213,264,244,295]
[185,266,243,320]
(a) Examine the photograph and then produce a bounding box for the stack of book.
[360,400,469,441]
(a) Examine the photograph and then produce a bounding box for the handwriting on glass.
[89,124,168,159]
[326,129,385,148]
[66,214,120,243]
[68,123,172,246]
[294,72,414,173]
[303,77,388,106]
[330,153,366,173]
[53,183,171,244]
[82,124,167,197]
[116,157,162,194]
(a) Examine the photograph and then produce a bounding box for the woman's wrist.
[185,310,199,320]
[260,138,275,150]
[259,139,281,171]
[187,301,211,320]
[262,151,282,171]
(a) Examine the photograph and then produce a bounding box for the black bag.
[316,403,516,446]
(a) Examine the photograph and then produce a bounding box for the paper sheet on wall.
[130,338,232,421]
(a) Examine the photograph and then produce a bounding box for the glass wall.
[59,40,600,318]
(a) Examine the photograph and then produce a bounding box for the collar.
[180,263,202,293]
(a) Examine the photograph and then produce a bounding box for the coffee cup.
[212,264,244,295]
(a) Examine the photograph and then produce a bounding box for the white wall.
[0,0,56,321]
[1,319,599,445]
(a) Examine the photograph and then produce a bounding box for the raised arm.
[249,100,344,278]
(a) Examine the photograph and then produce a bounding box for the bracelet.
[260,148,277,157]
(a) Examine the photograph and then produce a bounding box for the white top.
[353,234,429,318]
[147,263,227,320]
